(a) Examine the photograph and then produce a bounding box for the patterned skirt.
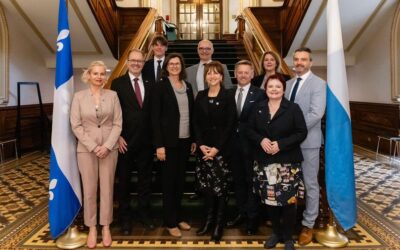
[253,162,304,206]
[195,155,229,197]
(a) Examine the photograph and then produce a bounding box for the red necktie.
[133,78,143,108]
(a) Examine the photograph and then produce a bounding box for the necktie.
[236,87,244,117]
[133,78,143,108]
[156,60,162,81]
[289,77,302,102]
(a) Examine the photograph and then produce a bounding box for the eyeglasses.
[198,47,212,51]
[127,59,144,64]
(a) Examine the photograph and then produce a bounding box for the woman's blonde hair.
[81,60,107,84]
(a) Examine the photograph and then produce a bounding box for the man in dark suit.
[111,49,155,234]
[226,60,265,235]
[142,36,168,83]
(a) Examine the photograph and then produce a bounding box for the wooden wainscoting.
[0,104,52,161]
[350,101,400,154]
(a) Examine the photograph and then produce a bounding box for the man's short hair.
[294,47,312,61]
[151,36,168,46]
[235,59,254,71]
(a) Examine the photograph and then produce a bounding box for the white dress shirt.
[129,72,145,100]
[235,83,251,112]
[288,70,312,98]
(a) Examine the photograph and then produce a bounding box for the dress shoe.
[226,214,245,228]
[178,221,191,231]
[101,226,112,247]
[140,215,155,230]
[120,221,132,235]
[284,240,296,250]
[167,227,182,237]
[86,227,97,249]
[246,218,259,235]
[298,227,313,245]
[264,234,281,249]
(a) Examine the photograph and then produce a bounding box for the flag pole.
[55,225,87,249]
[315,211,349,247]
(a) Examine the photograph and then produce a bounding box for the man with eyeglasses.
[111,49,156,235]
[185,39,233,97]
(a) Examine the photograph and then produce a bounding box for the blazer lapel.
[124,73,141,109]
[241,85,256,117]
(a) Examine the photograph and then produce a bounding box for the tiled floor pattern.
[0,151,399,249]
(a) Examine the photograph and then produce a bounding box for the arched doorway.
[177,0,222,40]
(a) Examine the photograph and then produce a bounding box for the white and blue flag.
[49,0,82,238]
[325,0,357,231]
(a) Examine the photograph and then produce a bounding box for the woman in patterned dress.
[247,74,307,250]
[193,61,236,242]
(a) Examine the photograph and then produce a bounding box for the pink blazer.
[70,89,122,153]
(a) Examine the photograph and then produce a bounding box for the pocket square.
[249,100,255,103]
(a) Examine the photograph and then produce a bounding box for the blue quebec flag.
[49,0,82,238]
[325,0,357,231]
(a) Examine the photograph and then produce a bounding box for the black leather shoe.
[284,240,295,250]
[246,218,259,235]
[140,215,155,230]
[264,234,281,249]
[121,221,132,235]
[226,214,245,228]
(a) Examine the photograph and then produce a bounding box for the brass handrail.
[241,8,292,77]
[105,8,158,89]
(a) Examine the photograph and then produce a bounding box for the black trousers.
[117,146,153,220]
[268,204,297,241]
[162,138,191,228]
[229,134,259,219]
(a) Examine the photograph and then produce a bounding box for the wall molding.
[0,2,9,105]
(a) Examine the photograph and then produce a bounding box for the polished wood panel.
[249,0,311,57]
[0,104,52,161]
[350,102,400,154]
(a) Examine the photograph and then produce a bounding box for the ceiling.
[0,0,396,68]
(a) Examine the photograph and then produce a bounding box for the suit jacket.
[142,58,164,83]
[252,73,291,89]
[285,72,326,149]
[151,78,195,148]
[111,72,154,151]
[230,84,266,156]
[185,62,233,97]
[247,98,307,164]
[193,87,236,157]
[70,89,122,152]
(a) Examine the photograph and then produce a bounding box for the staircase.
[167,39,249,84]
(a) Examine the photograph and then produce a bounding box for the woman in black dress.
[151,53,196,237]
[193,61,236,242]
[247,74,307,250]
[252,51,290,89]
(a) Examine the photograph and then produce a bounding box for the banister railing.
[240,8,292,76]
[104,8,158,89]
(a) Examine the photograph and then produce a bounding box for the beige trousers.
[77,150,118,227]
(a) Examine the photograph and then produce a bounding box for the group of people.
[69,36,326,250]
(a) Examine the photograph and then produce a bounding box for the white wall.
[346,7,394,104]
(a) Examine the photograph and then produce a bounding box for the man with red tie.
[111,49,155,234]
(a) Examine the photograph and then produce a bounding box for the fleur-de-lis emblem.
[49,179,58,201]
[56,29,69,52]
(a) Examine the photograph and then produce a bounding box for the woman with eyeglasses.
[151,53,196,237]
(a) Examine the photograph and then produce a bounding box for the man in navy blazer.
[285,47,326,245]
[226,60,265,235]
[111,49,156,234]
[142,36,168,83]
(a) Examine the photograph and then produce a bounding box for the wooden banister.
[241,7,292,76]
[104,8,158,89]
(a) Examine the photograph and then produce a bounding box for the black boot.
[211,196,227,242]
[196,194,215,236]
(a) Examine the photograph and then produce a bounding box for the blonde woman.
[70,61,122,248]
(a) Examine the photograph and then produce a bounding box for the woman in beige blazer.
[70,61,122,248]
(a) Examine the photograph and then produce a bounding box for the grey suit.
[285,72,326,229]
[185,62,233,97]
